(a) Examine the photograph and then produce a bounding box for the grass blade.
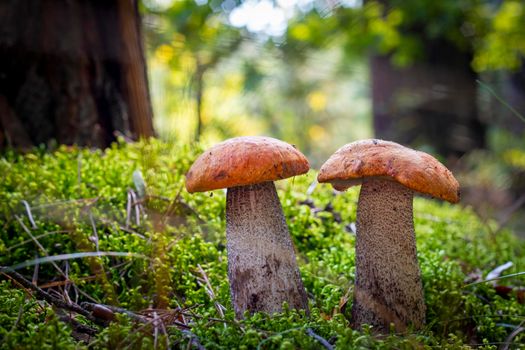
[9,252,148,270]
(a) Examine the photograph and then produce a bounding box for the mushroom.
[186,136,310,318]
[317,139,459,333]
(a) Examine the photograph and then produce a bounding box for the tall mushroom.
[318,139,459,333]
[186,136,310,318]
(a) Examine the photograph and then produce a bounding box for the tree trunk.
[0,0,154,149]
[371,39,486,157]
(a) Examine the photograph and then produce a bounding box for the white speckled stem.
[351,178,425,333]
[226,181,309,319]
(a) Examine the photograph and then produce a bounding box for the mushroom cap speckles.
[186,136,310,193]
[317,139,460,203]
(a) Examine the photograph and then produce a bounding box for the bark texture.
[226,182,309,319]
[352,178,425,333]
[0,0,153,149]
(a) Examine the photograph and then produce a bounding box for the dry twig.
[0,266,103,325]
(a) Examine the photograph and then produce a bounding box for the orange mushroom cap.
[186,136,310,193]
[317,139,460,203]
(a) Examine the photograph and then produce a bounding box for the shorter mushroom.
[186,136,310,318]
[318,139,459,333]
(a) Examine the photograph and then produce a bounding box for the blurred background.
[0,0,524,234]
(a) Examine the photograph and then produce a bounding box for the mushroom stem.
[226,181,309,319]
[351,177,425,333]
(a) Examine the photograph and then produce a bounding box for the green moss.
[0,139,524,349]
[0,281,82,350]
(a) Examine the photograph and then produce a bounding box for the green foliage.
[1,139,524,348]
[144,0,243,142]
[473,0,525,71]
[282,0,525,71]
[0,281,81,350]
[144,1,374,159]
[148,0,242,70]
[91,314,163,350]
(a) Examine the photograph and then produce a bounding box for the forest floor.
[0,139,524,349]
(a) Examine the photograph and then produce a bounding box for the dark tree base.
[0,0,153,149]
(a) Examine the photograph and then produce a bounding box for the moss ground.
[0,139,524,349]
